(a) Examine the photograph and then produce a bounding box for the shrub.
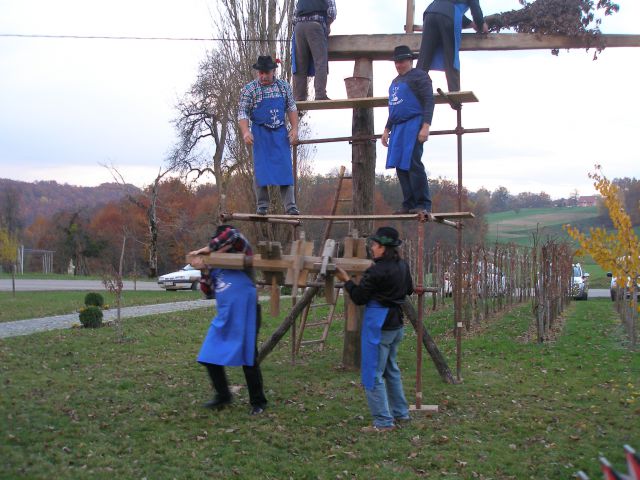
[84,292,105,308]
[79,306,103,328]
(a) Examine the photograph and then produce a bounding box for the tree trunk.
[351,58,376,237]
[402,301,458,384]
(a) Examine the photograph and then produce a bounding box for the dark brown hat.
[369,226,402,247]
[252,55,279,71]
[392,45,418,61]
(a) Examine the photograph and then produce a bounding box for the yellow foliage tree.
[0,228,19,267]
[564,166,640,312]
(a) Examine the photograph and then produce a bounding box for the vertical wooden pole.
[406,0,416,33]
[351,58,375,237]
[415,221,425,408]
[455,106,463,381]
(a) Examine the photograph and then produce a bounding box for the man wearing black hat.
[239,55,300,216]
[382,45,434,215]
[417,0,488,92]
[335,226,414,431]
[189,225,268,416]
[292,0,337,101]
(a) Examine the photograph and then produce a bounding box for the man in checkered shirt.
[239,55,300,216]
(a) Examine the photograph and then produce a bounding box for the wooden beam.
[223,211,475,221]
[328,33,640,61]
[297,91,478,111]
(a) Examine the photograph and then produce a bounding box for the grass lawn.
[1,298,638,479]
[0,290,203,323]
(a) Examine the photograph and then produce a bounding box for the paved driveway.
[0,279,163,292]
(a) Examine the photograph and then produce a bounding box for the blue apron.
[360,300,390,391]
[251,88,294,187]
[197,269,258,367]
[431,3,467,72]
[385,81,423,171]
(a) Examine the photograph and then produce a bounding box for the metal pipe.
[455,103,463,382]
[416,219,425,408]
[295,127,489,146]
[222,212,473,222]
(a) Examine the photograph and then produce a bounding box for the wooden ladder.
[295,166,352,354]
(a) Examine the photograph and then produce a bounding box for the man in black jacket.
[417,0,488,92]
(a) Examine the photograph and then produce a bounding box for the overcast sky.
[1,0,639,199]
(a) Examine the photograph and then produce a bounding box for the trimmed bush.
[79,306,103,328]
[84,292,105,308]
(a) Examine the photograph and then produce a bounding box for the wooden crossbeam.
[297,91,477,111]
[328,33,640,61]
[222,211,474,222]
[186,252,373,281]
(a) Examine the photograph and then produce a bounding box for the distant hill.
[485,206,604,246]
[0,178,140,228]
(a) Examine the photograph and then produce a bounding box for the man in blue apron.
[335,226,414,432]
[292,0,337,101]
[189,225,268,415]
[417,0,488,92]
[239,55,300,215]
[382,45,434,215]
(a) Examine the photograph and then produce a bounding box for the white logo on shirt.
[270,108,283,127]
[389,86,404,106]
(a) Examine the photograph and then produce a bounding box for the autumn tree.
[0,228,19,296]
[565,167,639,346]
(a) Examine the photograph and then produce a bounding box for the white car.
[571,263,589,300]
[157,264,202,291]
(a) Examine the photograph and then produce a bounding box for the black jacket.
[344,256,414,330]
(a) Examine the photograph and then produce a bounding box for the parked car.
[444,262,506,298]
[607,271,640,301]
[157,264,201,291]
[571,263,589,300]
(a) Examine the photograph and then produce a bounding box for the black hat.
[369,226,402,247]
[392,45,417,62]
[252,55,279,71]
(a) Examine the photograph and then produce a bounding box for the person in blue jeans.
[336,226,414,431]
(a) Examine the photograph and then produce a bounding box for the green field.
[485,206,601,247]
[1,298,637,478]
[0,290,203,323]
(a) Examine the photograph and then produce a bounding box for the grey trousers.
[254,179,297,211]
[292,21,329,101]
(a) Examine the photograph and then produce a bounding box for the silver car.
[571,263,589,300]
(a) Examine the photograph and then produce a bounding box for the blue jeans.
[365,327,410,427]
[396,141,432,212]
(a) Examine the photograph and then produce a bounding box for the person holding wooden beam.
[382,45,434,216]
[239,55,300,216]
[335,226,413,432]
[189,224,268,416]
[416,0,488,92]
[292,0,337,101]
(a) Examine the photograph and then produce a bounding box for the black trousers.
[205,361,267,408]
[417,13,461,92]
[203,304,267,408]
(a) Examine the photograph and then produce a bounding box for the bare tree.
[104,164,174,278]
[170,0,314,242]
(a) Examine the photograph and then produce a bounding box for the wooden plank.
[224,211,475,221]
[297,91,477,111]
[328,33,640,61]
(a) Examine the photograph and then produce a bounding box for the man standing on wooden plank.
[292,0,337,101]
[239,55,300,215]
[417,0,488,92]
[189,224,268,416]
[382,46,434,215]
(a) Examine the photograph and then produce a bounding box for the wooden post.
[351,58,375,237]
[342,235,366,370]
[405,0,416,33]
